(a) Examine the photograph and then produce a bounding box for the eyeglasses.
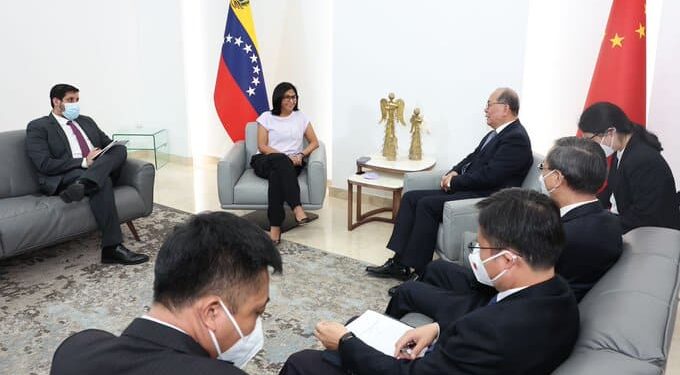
[283,95,298,101]
[485,101,507,110]
[467,242,506,254]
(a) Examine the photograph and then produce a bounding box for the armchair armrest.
[117,158,155,216]
[218,141,246,206]
[306,141,327,206]
[439,198,485,263]
[403,170,447,194]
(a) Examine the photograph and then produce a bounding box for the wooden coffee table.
[347,154,436,230]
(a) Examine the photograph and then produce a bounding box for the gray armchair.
[218,122,327,210]
[402,152,543,263]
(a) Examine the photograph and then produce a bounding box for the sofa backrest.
[0,130,40,198]
[521,152,543,191]
[553,227,680,374]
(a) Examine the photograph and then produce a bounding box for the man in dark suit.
[50,211,283,375]
[279,189,579,375]
[25,84,147,265]
[385,137,623,328]
[366,87,533,280]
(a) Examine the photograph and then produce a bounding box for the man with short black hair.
[26,84,147,265]
[366,87,532,281]
[281,189,579,375]
[386,137,623,328]
[50,211,282,375]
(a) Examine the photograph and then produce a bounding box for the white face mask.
[468,247,516,286]
[599,129,616,157]
[538,169,557,195]
[208,299,264,369]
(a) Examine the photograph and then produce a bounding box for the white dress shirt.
[53,113,94,168]
[140,315,188,335]
[559,199,599,217]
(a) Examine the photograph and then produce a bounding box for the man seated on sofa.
[366,87,533,282]
[25,83,147,265]
[386,137,623,328]
[280,188,579,375]
[50,211,283,375]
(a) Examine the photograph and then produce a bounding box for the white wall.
[182,0,333,160]
[331,0,530,188]
[649,0,680,181]
[0,0,189,156]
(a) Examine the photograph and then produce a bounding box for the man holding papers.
[279,189,579,374]
[26,83,148,265]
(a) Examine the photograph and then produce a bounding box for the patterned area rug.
[0,204,397,375]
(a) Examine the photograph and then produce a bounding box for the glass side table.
[112,128,169,169]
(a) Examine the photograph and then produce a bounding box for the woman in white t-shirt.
[251,82,320,244]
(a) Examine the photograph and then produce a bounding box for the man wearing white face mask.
[280,189,579,375]
[26,83,148,265]
[50,211,282,375]
[384,137,622,329]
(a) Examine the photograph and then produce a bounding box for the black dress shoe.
[388,274,419,296]
[59,182,85,203]
[365,258,412,280]
[101,244,149,265]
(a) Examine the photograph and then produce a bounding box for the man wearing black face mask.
[25,83,148,265]
[50,211,282,375]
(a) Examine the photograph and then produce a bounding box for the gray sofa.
[402,152,543,262]
[0,130,155,260]
[402,227,680,374]
[217,122,327,210]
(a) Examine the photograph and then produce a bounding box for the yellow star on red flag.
[635,23,646,38]
[610,33,624,48]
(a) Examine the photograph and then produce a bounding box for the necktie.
[67,121,91,157]
[480,130,497,150]
[487,294,498,305]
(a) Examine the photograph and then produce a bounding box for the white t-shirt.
[256,111,310,155]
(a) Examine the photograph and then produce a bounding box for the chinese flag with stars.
[584,0,646,126]
[214,0,269,142]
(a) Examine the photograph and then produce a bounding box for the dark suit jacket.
[340,277,579,375]
[26,113,112,195]
[556,202,622,301]
[448,119,533,194]
[50,318,246,375]
[598,132,680,233]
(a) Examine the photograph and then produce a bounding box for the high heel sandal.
[295,217,311,226]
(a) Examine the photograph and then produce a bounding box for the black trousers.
[251,153,304,226]
[57,146,127,248]
[279,349,345,375]
[385,259,494,329]
[386,189,486,274]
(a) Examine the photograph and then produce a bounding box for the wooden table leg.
[356,185,363,221]
[347,180,353,230]
[392,189,402,221]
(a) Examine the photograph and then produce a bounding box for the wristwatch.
[338,331,356,349]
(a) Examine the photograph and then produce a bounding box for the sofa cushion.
[0,186,146,258]
[0,130,40,198]
[560,227,680,372]
[233,169,310,205]
[553,348,663,375]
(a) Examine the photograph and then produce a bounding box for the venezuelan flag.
[214,0,269,142]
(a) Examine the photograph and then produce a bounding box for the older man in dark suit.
[366,87,533,280]
[50,212,282,375]
[280,189,579,375]
[25,83,147,265]
[386,137,623,329]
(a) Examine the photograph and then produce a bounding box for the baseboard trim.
[328,186,393,207]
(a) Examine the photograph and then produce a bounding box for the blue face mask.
[63,102,80,121]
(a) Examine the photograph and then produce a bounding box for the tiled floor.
[152,159,680,373]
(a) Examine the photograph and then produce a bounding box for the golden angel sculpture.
[379,93,406,161]
[409,107,424,160]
